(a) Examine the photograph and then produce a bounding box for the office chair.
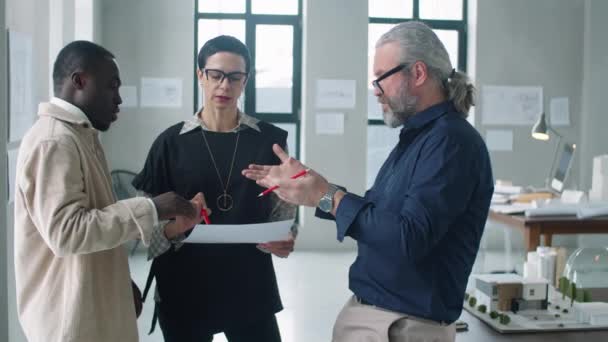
[111,169,138,200]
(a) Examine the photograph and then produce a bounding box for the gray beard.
[382,110,407,128]
[382,82,418,128]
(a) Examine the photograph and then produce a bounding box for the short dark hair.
[197,35,251,73]
[52,40,115,95]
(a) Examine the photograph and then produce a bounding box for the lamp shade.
[532,112,550,141]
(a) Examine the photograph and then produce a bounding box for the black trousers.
[158,308,282,342]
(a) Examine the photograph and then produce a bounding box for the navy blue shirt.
[327,101,493,324]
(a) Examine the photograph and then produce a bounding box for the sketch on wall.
[140,77,183,108]
[481,85,543,126]
[316,79,356,109]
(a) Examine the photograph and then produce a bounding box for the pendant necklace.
[201,127,240,212]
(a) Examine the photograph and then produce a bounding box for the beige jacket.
[14,102,156,342]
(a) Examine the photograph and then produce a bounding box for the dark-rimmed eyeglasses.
[371,63,410,95]
[203,68,248,85]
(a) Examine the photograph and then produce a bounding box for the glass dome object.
[563,247,608,289]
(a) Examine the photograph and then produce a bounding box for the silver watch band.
[318,183,339,212]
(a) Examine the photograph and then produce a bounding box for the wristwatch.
[318,183,339,213]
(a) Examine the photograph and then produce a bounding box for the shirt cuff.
[147,221,171,260]
[147,221,186,260]
[146,198,159,228]
[335,193,369,242]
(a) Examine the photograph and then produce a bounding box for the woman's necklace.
[201,126,240,212]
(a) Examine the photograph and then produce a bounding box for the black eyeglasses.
[203,68,248,84]
[371,63,410,94]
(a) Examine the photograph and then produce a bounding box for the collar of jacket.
[38,102,97,131]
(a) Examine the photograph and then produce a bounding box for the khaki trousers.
[332,296,455,342]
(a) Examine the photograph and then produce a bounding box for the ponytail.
[446,70,475,116]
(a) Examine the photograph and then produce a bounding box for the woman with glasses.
[133,35,296,342]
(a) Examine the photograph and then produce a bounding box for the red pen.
[257,168,310,197]
[200,208,211,224]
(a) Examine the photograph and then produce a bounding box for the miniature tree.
[558,276,570,300]
[583,290,592,302]
[468,297,477,308]
[464,293,470,301]
[489,311,499,319]
[477,304,487,314]
[575,290,585,303]
[499,314,511,325]
[568,283,577,307]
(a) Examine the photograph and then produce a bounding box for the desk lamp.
[531,112,575,190]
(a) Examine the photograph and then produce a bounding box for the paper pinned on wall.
[120,86,138,108]
[140,78,182,108]
[8,149,18,203]
[481,86,543,125]
[8,30,35,143]
[315,112,344,135]
[485,129,513,151]
[550,97,570,126]
[316,79,356,109]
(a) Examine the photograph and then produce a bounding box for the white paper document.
[481,85,543,125]
[183,219,294,244]
[316,79,356,109]
[577,202,608,219]
[525,204,579,217]
[140,77,182,108]
[491,203,533,214]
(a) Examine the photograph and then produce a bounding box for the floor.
[129,247,528,342]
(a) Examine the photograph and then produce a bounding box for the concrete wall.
[99,0,194,173]
[93,0,103,43]
[1,0,9,339]
[475,0,584,189]
[7,0,51,106]
[578,0,608,247]
[580,0,608,193]
[298,0,366,250]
